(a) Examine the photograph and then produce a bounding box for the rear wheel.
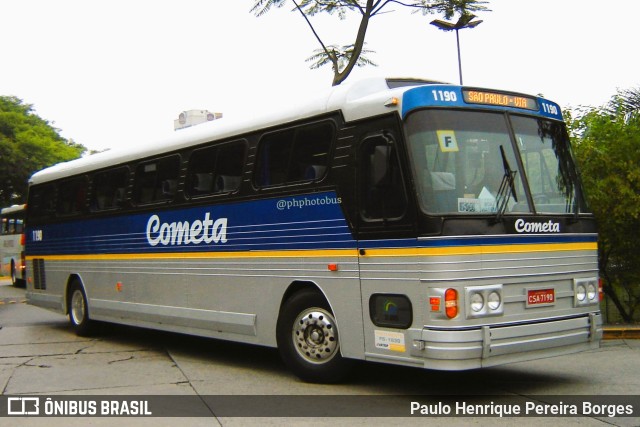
[276,289,352,383]
[68,281,94,336]
[10,261,17,286]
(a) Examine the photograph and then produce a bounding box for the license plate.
[527,288,555,307]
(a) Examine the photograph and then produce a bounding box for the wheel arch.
[64,274,85,315]
[278,280,342,340]
[275,279,353,382]
[279,280,332,316]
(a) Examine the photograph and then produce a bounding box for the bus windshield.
[405,110,586,215]
[510,115,586,214]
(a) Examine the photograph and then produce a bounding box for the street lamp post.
[430,14,483,85]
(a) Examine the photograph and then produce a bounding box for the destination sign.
[463,90,538,111]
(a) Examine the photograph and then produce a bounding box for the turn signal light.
[445,288,458,319]
[384,97,399,107]
[598,278,604,302]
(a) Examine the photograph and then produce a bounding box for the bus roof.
[0,204,26,215]
[31,77,431,185]
[29,77,548,185]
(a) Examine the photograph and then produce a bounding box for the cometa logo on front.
[146,213,228,246]
[515,218,561,233]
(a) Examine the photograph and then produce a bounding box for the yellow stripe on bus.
[364,242,597,257]
[26,249,358,261]
[25,242,596,262]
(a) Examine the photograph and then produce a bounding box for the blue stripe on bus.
[26,192,355,256]
[26,191,596,257]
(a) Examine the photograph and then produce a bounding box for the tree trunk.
[600,250,633,322]
[604,283,633,323]
[332,0,374,86]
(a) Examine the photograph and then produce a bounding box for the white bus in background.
[1,204,26,286]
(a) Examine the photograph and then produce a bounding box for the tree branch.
[332,0,374,85]
[292,0,339,73]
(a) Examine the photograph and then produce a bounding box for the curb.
[603,327,640,340]
[0,298,27,305]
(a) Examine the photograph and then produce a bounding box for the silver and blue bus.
[25,78,601,382]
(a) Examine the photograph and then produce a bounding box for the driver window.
[360,134,407,221]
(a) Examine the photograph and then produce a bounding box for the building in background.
[174,110,222,130]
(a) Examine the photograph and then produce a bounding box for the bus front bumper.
[409,313,602,370]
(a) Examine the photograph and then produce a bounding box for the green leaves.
[0,96,86,205]
[569,88,640,321]
[306,44,377,71]
[250,0,288,17]
[419,0,491,19]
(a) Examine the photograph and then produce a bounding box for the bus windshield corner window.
[510,116,587,214]
[360,134,408,221]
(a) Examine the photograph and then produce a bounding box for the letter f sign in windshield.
[437,130,459,152]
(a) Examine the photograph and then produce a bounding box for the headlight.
[464,284,503,318]
[487,291,501,310]
[470,293,484,312]
[574,278,599,307]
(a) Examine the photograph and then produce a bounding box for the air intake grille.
[33,258,46,290]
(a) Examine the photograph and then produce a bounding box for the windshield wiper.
[494,145,518,223]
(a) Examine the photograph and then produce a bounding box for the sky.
[1,0,639,152]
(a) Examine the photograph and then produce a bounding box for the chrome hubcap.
[292,308,339,364]
[71,290,85,325]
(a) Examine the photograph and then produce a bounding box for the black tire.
[10,261,17,286]
[10,261,25,287]
[67,281,95,336]
[276,289,352,383]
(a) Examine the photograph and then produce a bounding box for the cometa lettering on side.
[146,213,228,246]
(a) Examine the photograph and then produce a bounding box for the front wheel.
[68,282,95,336]
[276,289,352,383]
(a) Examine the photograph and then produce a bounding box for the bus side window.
[254,121,334,188]
[360,134,407,221]
[14,218,24,233]
[186,141,246,197]
[57,177,88,216]
[28,184,57,222]
[288,123,332,183]
[133,155,181,205]
[255,129,296,187]
[91,167,129,211]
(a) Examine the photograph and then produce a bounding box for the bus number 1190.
[432,90,458,102]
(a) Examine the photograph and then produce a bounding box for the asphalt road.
[1,279,639,426]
